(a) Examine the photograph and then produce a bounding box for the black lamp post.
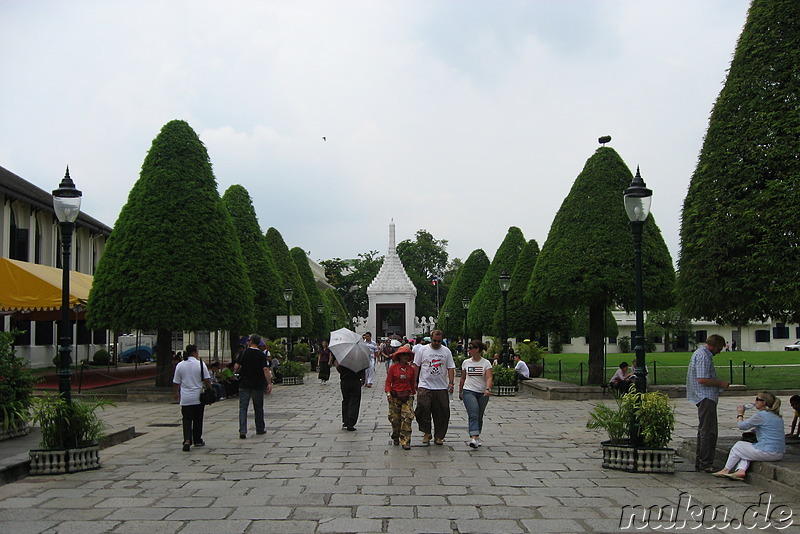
[461,297,470,356]
[624,167,652,399]
[52,167,82,403]
[283,287,293,361]
[333,314,338,331]
[499,270,511,367]
[317,303,324,338]
[445,310,450,340]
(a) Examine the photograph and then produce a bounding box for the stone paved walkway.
[0,364,797,533]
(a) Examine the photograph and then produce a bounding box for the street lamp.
[52,167,82,403]
[499,270,511,367]
[445,310,450,340]
[283,287,293,361]
[624,166,652,399]
[317,303,324,338]
[461,297,470,356]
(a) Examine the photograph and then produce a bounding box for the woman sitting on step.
[712,391,785,480]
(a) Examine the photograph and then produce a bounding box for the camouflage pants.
[388,396,415,446]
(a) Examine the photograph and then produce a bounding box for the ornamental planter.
[29,444,101,475]
[491,385,516,397]
[281,376,304,386]
[600,440,675,474]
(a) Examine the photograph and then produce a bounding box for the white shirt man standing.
[413,330,455,445]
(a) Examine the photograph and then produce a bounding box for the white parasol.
[328,328,372,372]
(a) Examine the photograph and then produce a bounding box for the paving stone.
[178,519,252,533]
[39,520,121,534]
[112,520,183,533]
[163,507,232,520]
[247,519,319,533]
[229,506,292,520]
[105,507,175,520]
[520,518,586,532]
[454,518,525,533]
[386,518,453,533]
[416,505,480,519]
[356,504,415,518]
[316,517,382,533]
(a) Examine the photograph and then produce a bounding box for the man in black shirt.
[334,355,366,431]
[234,334,271,439]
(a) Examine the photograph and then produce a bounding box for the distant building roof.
[0,165,112,235]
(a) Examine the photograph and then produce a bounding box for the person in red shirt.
[385,345,417,450]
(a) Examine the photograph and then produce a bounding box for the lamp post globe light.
[52,167,82,403]
[283,287,293,361]
[624,166,652,399]
[317,303,324,337]
[461,297,470,356]
[499,270,511,367]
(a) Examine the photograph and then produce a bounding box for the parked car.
[784,340,800,351]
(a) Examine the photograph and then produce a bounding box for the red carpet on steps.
[34,364,159,390]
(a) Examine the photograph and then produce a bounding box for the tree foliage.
[468,227,526,337]
[222,185,284,340]
[527,146,675,384]
[323,288,350,332]
[397,229,450,317]
[265,227,312,336]
[677,0,800,325]
[291,247,327,340]
[320,251,383,318]
[87,120,254,386]
[436,249,490,342]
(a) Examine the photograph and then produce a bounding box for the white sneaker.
[476,438,482,447]
[469,438,478,448]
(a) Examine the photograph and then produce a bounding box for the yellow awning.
[0,257,93,312]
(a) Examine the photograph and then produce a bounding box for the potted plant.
[490,364,517,396]
[278,360,307,385]
[0,331,38,440]
[453,355,466,376]
[586,387,676,473]
[29,394,113,475]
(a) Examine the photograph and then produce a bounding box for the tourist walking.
[713,392,785,480]
[363,332,379,387]
[334,353,366,431]
[317,339,332,384]
[385,345,417,449]
[235,334,271,439]
[459,340,493,448]
[413,329,456,445]
[172,344,212,452]
[686,334,729,472]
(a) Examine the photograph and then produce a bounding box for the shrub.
[586,386,675,448]
[516,340,544,364]
[92,349,111,365]
[618,336,631,353]
[0,331,39,432]
[279,360,307,378]
[293,342,311,361]
[32,394,113,449]
[491,364,516,386]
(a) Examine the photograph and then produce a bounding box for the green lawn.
[539,351,800,390]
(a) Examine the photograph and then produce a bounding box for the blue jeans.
[239,387,265,435]
[462,389,489,437]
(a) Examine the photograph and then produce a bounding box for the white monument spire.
[389,219,396,253]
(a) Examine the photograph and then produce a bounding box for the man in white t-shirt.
[413,329,455,445]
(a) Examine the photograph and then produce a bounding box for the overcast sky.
[0,0,750,268]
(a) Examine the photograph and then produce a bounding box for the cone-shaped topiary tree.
[468,227,526,338]
[436,249,490,344]
[87,120,255,386]
[528,146,675,384]
[678,0,800,325]
[291,247,327,341]
[495,239,550,340]
[222,185,284,344]
[324,288,350,332]
[265,227,312,338]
